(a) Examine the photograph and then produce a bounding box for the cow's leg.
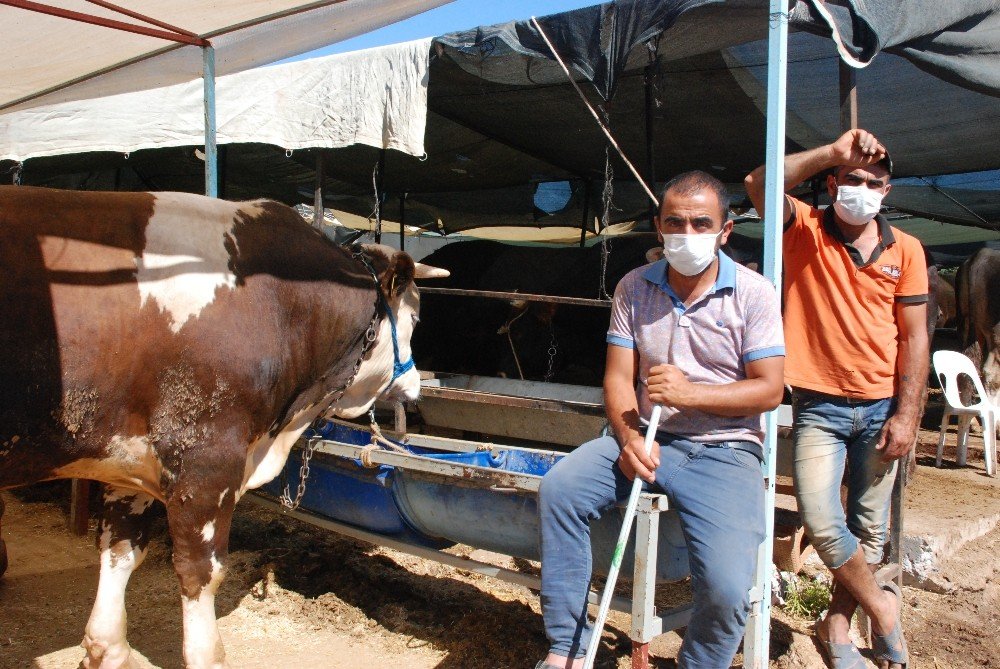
[0,494,8,578]
[166,478,238,669]
[81,487,158,669]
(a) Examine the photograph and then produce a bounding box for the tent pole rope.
[530,16,658,208]
[600,146,613,301]
[915,177,992,227]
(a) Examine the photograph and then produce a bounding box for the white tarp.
[0,39,432,161]
[0,0,451,111]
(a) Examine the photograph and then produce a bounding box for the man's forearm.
[894,334,930,424]
[745,144,837,213]
[604,378,642,447]
[678,379,783,417]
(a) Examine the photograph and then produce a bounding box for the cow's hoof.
[0,538,7,578]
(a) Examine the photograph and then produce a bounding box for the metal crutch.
[582,404,663,669]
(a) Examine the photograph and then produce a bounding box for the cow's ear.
[382,251,416,297]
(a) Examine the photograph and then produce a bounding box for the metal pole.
[582,405,663,669]
[644,60,657,229]
[314,152,325,229]
[579,180,592,247]
[744,2,787,668]
[202,44,218,198]
[839,60,858,132]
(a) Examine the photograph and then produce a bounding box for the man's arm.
[877,301,930,461]
[646,356,784,417]
[604,344,660,484]
[743,129,887,224]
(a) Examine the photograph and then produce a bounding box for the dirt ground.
[1,423,997,669]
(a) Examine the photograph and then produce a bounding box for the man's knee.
[697,571,753,622]
[804,521,858,569]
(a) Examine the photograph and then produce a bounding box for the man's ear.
[381,251,416,297]
[826,173,839,199]
[719,219,734,246]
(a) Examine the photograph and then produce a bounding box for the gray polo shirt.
[607,251,784,446]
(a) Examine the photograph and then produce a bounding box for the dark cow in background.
[955,248,1000,412]
[0,186,446,668]
[413,236,661,386]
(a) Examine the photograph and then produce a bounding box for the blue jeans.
[538,434,765,667]
[792,390,897,568]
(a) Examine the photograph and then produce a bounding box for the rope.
[371,161,382,240]
[357,411,411,469]
[498,306,529,380]
[529,16,657,207]
[599,147,614,300]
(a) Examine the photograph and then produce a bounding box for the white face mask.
[661,230,722,276]
[833,184,885,226]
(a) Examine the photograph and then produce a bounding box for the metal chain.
[280,249,381,510]
[544,329,559,383]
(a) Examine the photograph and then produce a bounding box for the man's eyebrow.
[662,215,685,223]
[693,215,715,225]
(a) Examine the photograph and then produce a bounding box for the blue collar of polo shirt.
[642,250,736,298]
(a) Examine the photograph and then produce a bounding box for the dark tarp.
[6,0,1000,232]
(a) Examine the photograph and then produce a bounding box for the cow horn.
[414,262,450,279]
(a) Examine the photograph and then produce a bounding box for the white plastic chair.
[933,350,997,476]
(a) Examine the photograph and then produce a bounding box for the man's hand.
[828,129,886,169]
[647,364,695,409]
[876,413,917,462]
[617,433,659,483]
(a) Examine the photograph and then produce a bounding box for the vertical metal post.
[375,149,386,244]
[839,61,858,132]
[630,496,660,669]
[314,152,325,229]
[744,2,787,667]
[579,180,592,247]
[644,61,657,229]
[399,193,407,252]
[202,44,218,198]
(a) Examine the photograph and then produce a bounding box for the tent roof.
[0,0,451,111]
[6,0,1000,232]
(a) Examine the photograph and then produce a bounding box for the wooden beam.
[69,479,91,536]
[839,60,858,131]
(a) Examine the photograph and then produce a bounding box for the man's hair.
[659,170,730,223]
[833,154,893,180]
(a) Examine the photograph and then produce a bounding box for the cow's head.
[332,245,448,418]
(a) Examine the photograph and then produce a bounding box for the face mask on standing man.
[833,184,885,227]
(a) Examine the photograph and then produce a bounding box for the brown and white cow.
[0,185,446,668]
[955,247,1000,414]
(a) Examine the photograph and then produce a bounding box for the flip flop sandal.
[816,623,868,669]
[872,581,908,668]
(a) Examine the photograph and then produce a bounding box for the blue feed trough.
[260,420,690,581]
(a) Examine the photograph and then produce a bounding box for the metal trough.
[416,374,607,446]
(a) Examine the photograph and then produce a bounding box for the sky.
[296,0,600,60]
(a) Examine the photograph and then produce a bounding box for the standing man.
[535,171,785,669]
[745,129,927,669]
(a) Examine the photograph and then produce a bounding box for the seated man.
[536,171,785,669]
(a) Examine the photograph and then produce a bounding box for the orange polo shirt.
[783,197,928,399]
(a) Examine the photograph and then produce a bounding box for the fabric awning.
[1,39,432,160]
[0,0,451,112]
